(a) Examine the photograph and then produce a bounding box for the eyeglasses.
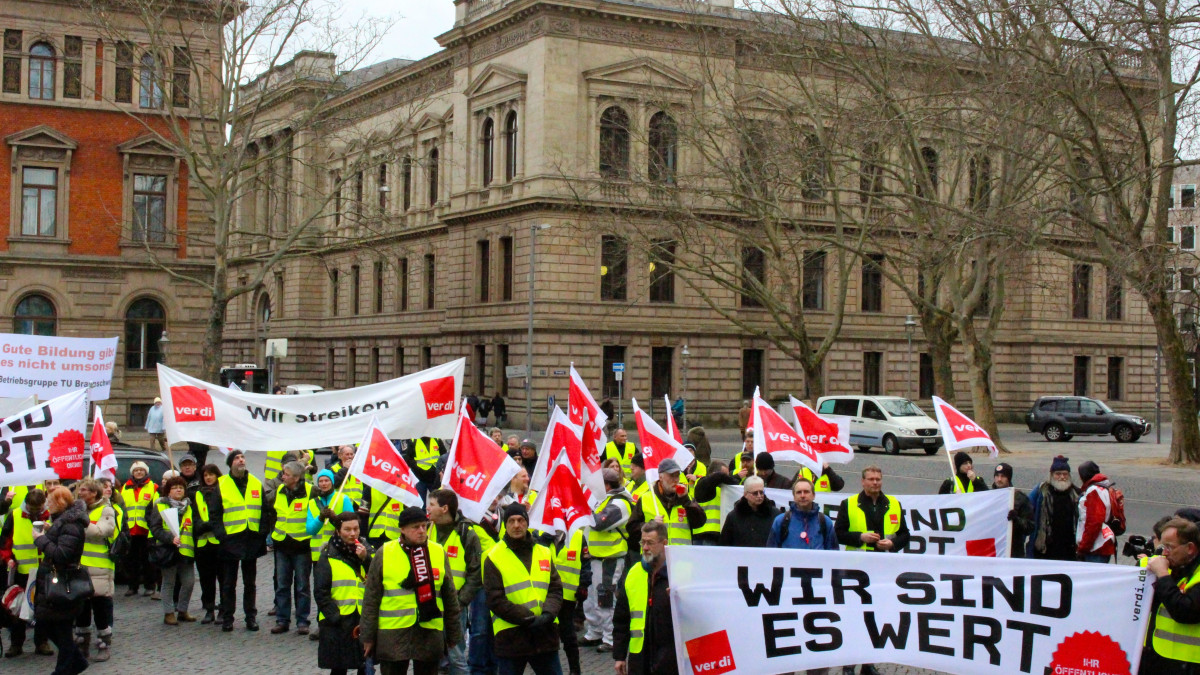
[746,490,765,496]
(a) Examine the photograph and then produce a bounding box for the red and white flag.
[568,364,608,461]
[632,398,694,482]
[527,452,596,539]
[752,389,822,475]
[789,396,853,464]
[347,416,423,508]
[663,394,682,443]
[90,407,117,482]
[443,404,522,523]
[932,395,998,459]
[530,407,604,506]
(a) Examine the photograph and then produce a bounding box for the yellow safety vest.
[10,508,41,574]
[271,483,313,543]
[81,503,117,570]
[341,474,364,505]
[154,500,195,558]
[951,475,976,494]
[843,495,901,552]
[217,474,264,536]
[693,485,722,537]
[637,488,691,546]
[798,466,832,492]
[473,524,497,557]
[264,451,287,483]
[687,461,708,500]
[194,492,217,548]
[320,555,366,621]
[630,481,650,503]
[605,442,637,480]
[434,523,469,592]
[624,561,649,655]
[414,438,441,472]
[121,481,159,531]
[587,495,630,559]
[367,487,403,542]
[1153,565,1200,663]
[307,494,354,562]
[555,530,584,603]
[378,540,448,630]
[486,539,554,633]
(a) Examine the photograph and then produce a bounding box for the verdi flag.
[789,396,853,464]
[631,397,694,482]
[90,407,117,482]
[751,389,821,476]
[568,364,608,462]
[346,416,423,508]
[530,407,604,506]
[443,404,521,523]
[527,452,595,539]
[664,394,682,443]
[0,389,87,487]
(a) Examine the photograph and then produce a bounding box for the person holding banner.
[1027,455,1081,561]
[207,449,274,632]
[625,459,705,548]
[938,451,989,494]
[1142,517,1200,673]
[691,460,736,546]
[74,478,117,662]
[992,463,1034,558]
[613,520,675,675]
[751,453,792,490]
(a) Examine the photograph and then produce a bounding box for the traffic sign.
[614,371,623,381]
[612,362,625,372]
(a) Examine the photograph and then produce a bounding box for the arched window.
[14,294,56,335]
[504,112,518,182]
[257,293,271,326]
[648,112,678,183]
[919,146,939,198]
[401,156,412,211]
[139,52,163,108]
[29,42,55,100]
[480,117,495,187]
[427,147,439,206]
[125,297,165,369]
[599,106,630,178]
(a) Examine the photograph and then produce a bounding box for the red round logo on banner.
[49,429,86,480]
[1048,631,1131,675]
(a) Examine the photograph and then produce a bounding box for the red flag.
[444,405,521,523]
[752,391,821,475]
[527,453,595,538]
[632,398,694,482]
[347,416,423,508]
[90,407,117,482]
[664,394,682,443]
[530,407,604,506]
[568,364,609,462]
[789,396,853,464]
[931,395,998,460]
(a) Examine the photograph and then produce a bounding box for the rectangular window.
[326,348,335,388]
[602,345,626,399]
[477,239,491,303]
[353,171,364,220]
[1169,185,1175,209]
[741,247,765,308]
[132,174,167,243]
[1184,185,1197,208]
[401,157,412,212]
[421,346,432,370]
[63,36,83,99]
[803,250,826,310]
[274,272,284,319]
[1072,264,1091,319]
[600,235,628,301]
[139,53,163,108]
[919,353,934,399]
[651,346,673,399]
[1183,226,1196,251]
[1073,355,1090,397]
[863,352,883,396]
[1105,269,1123,321]
[370,347,380,382]
[351,264,360,315]
[649,240,676,303]
[1183,268,1197,293]
[2,30,20,94]
[500,236,514,301]
[21,167,57,236]
[497,344,509,396]
[128,404,152,429]
[332,171,342,228]
[861,254,884,313]
[474,345,487,394]
[398,258,409,311]
[172,46,190,107]
[347,348,357,388]
[395,346,405,377]
[115,42,133,102]
[378,163,388,210]
[742,349,764,399]
[330,269,339,316]
[424,254,436,309]
[373,261,384,313]
[1107,356,1123,401]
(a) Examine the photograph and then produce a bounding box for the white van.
[285,384,325,395]
[814,395,942,455]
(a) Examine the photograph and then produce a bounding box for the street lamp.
[904,315,917,399]
[681,343,690,431]
[526,223,551,435]
[157,330,170,365]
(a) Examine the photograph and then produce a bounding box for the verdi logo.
[171,386,215,422]
[685,630,737,675]
[420,376,455,419]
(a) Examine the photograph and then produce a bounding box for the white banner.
[157,360,463,451]
[667,546,1153,675]
[722,486,1014,557]
[0,334,118,400]
[0,390,88,487]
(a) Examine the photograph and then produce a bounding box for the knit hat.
[602,468,621,486]
[153,397,162,404]
[130,461,150,474]
[520,438,537,449]
[954,451,973,472]
[1078,460,1100,484]
[631,453,645,468]
[658,458,682,475]
[161,469,180,482]
[314,469,336,486]
[225,449,245,467]
[1050,455,1070,473]
[501,502,529,524]
[397,506,429,529]
[993,463,1013,479]
[754,452,775,471]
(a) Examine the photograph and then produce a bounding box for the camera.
[1122,534,1157,559]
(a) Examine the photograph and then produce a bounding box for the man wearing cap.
[483,503,563,675]
[1027,455,1080,561]
[992,463,1034,558]
[179,454,203,502]
[1076,460,1118,563]
[752,453,792,490]
[146,396,167,453]
[939,451,990,494]
[625,458,705,548]
[121,460,160,598]
[605,428,638,482]
[361,506,462,675]
[583,468,635,654]
[270,462,314,635]
[205,449,275,632]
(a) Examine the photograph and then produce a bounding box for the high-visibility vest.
[486,539,554,633]
[320,555,366,621]
[951,475,976,494]
[623,561,649,655]
[587,494,630,558]
[555,530,584,602]
[472,524,497,555]
[307,494,354,561]
[637,488,691,546]
[630,480,650,503]
[414,438,440,471]
[217,474,263,536]
[264,451,287,483]
[1153,565,1200,663]
[366,487,403,541]
[341,474,364,505]
[798,466,832,492]
[10,508,41,574]
[843,495,901,552]
[605,442,637,480]
[686,461,708,500]
[154,500,195,558]
[271,483,313,543]
[121,481,159,531]
[81,503,118,570]
[194,492,217,548]
[378,539,448,630]
[434,522,470,591]
[693,484,722,537]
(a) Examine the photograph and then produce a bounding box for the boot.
[93,630,111,663]
[164,613,178,626]
[74,630,91,660]
[34,642,54,656]
[4,638,23,658]
[201,610,215,625]
[178,612,198,622]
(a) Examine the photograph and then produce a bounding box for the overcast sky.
[339,0,457,64]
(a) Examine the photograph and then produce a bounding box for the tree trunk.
[959,319,1007,453]
[200,260,229,382]
[1146,291,1200,463]
[923,312,958,404]
[802,355,825,408]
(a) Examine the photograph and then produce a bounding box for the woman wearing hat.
[306,470,356,563]
[121,460,161,599]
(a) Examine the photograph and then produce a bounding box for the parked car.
[82,443,174,485]
[1025,396,1150,443]
[815,395,942,454]
[285,383,325,395]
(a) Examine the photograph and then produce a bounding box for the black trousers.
[218,557,257,625]
[558,599,580,675]
[74,595,114,632]
[126,533,159,591]
[196,545,220,610]
[379,661,437,675]
[44,617,87,675]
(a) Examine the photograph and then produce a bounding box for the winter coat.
[313,537,374,670]
[205,472,275,561]
[1027,481,1080,560]
[1077,474,1118,558]
[718,496,781,547]
[483,534,563,659]
[938,473,990,494]
[82,498,117,597]
[614,562,676,675]
[757,470,792,490]
[33,498,89,621]
[766,503,839,550]
[360,540,463,664]
[147,496,192,568]
[1006,487,1035,558]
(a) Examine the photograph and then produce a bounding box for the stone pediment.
[416,107,452,131]
[465,63,527,98]
[584,57,696,94]
[738,89,790,113]
[117,134,177,156]
[5,125,78,150]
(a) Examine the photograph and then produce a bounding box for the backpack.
[1105,484,1127,536]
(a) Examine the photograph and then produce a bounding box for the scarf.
[128,474,150,489]
[400,541,441,623]
[1034,482,1079,554]
[168,496,190,517]
[330,535,365,575]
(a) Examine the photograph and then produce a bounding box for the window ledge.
[7,235,71,246]
[120,239,178,250]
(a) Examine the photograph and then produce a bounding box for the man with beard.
[613,520,676,675]
[206,449,275,632]
[939,451,989,494]
[1027,455,1080,561]
[625,458,705,547]
[992,463,1034,558]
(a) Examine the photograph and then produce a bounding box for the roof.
[337,57,415,90]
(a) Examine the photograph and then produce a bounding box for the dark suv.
[1025,396,1150,443]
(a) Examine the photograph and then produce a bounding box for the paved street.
[5,426,1194,675]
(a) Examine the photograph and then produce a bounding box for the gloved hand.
[1007,509,1016,521]
[528,614,555,630]
[321,507,336,521]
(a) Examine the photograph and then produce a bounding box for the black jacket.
[1006,487,1035,558]
[1140,555,1200,675]
[483,534,563,659]
[204,472,275,560]
[34,498,89,621]
[834,492,911,552]
[719,496,781,548]
[614,562,676,675]
[146,496,191,567]
[313,536,374,670]
[938,473,990,494]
